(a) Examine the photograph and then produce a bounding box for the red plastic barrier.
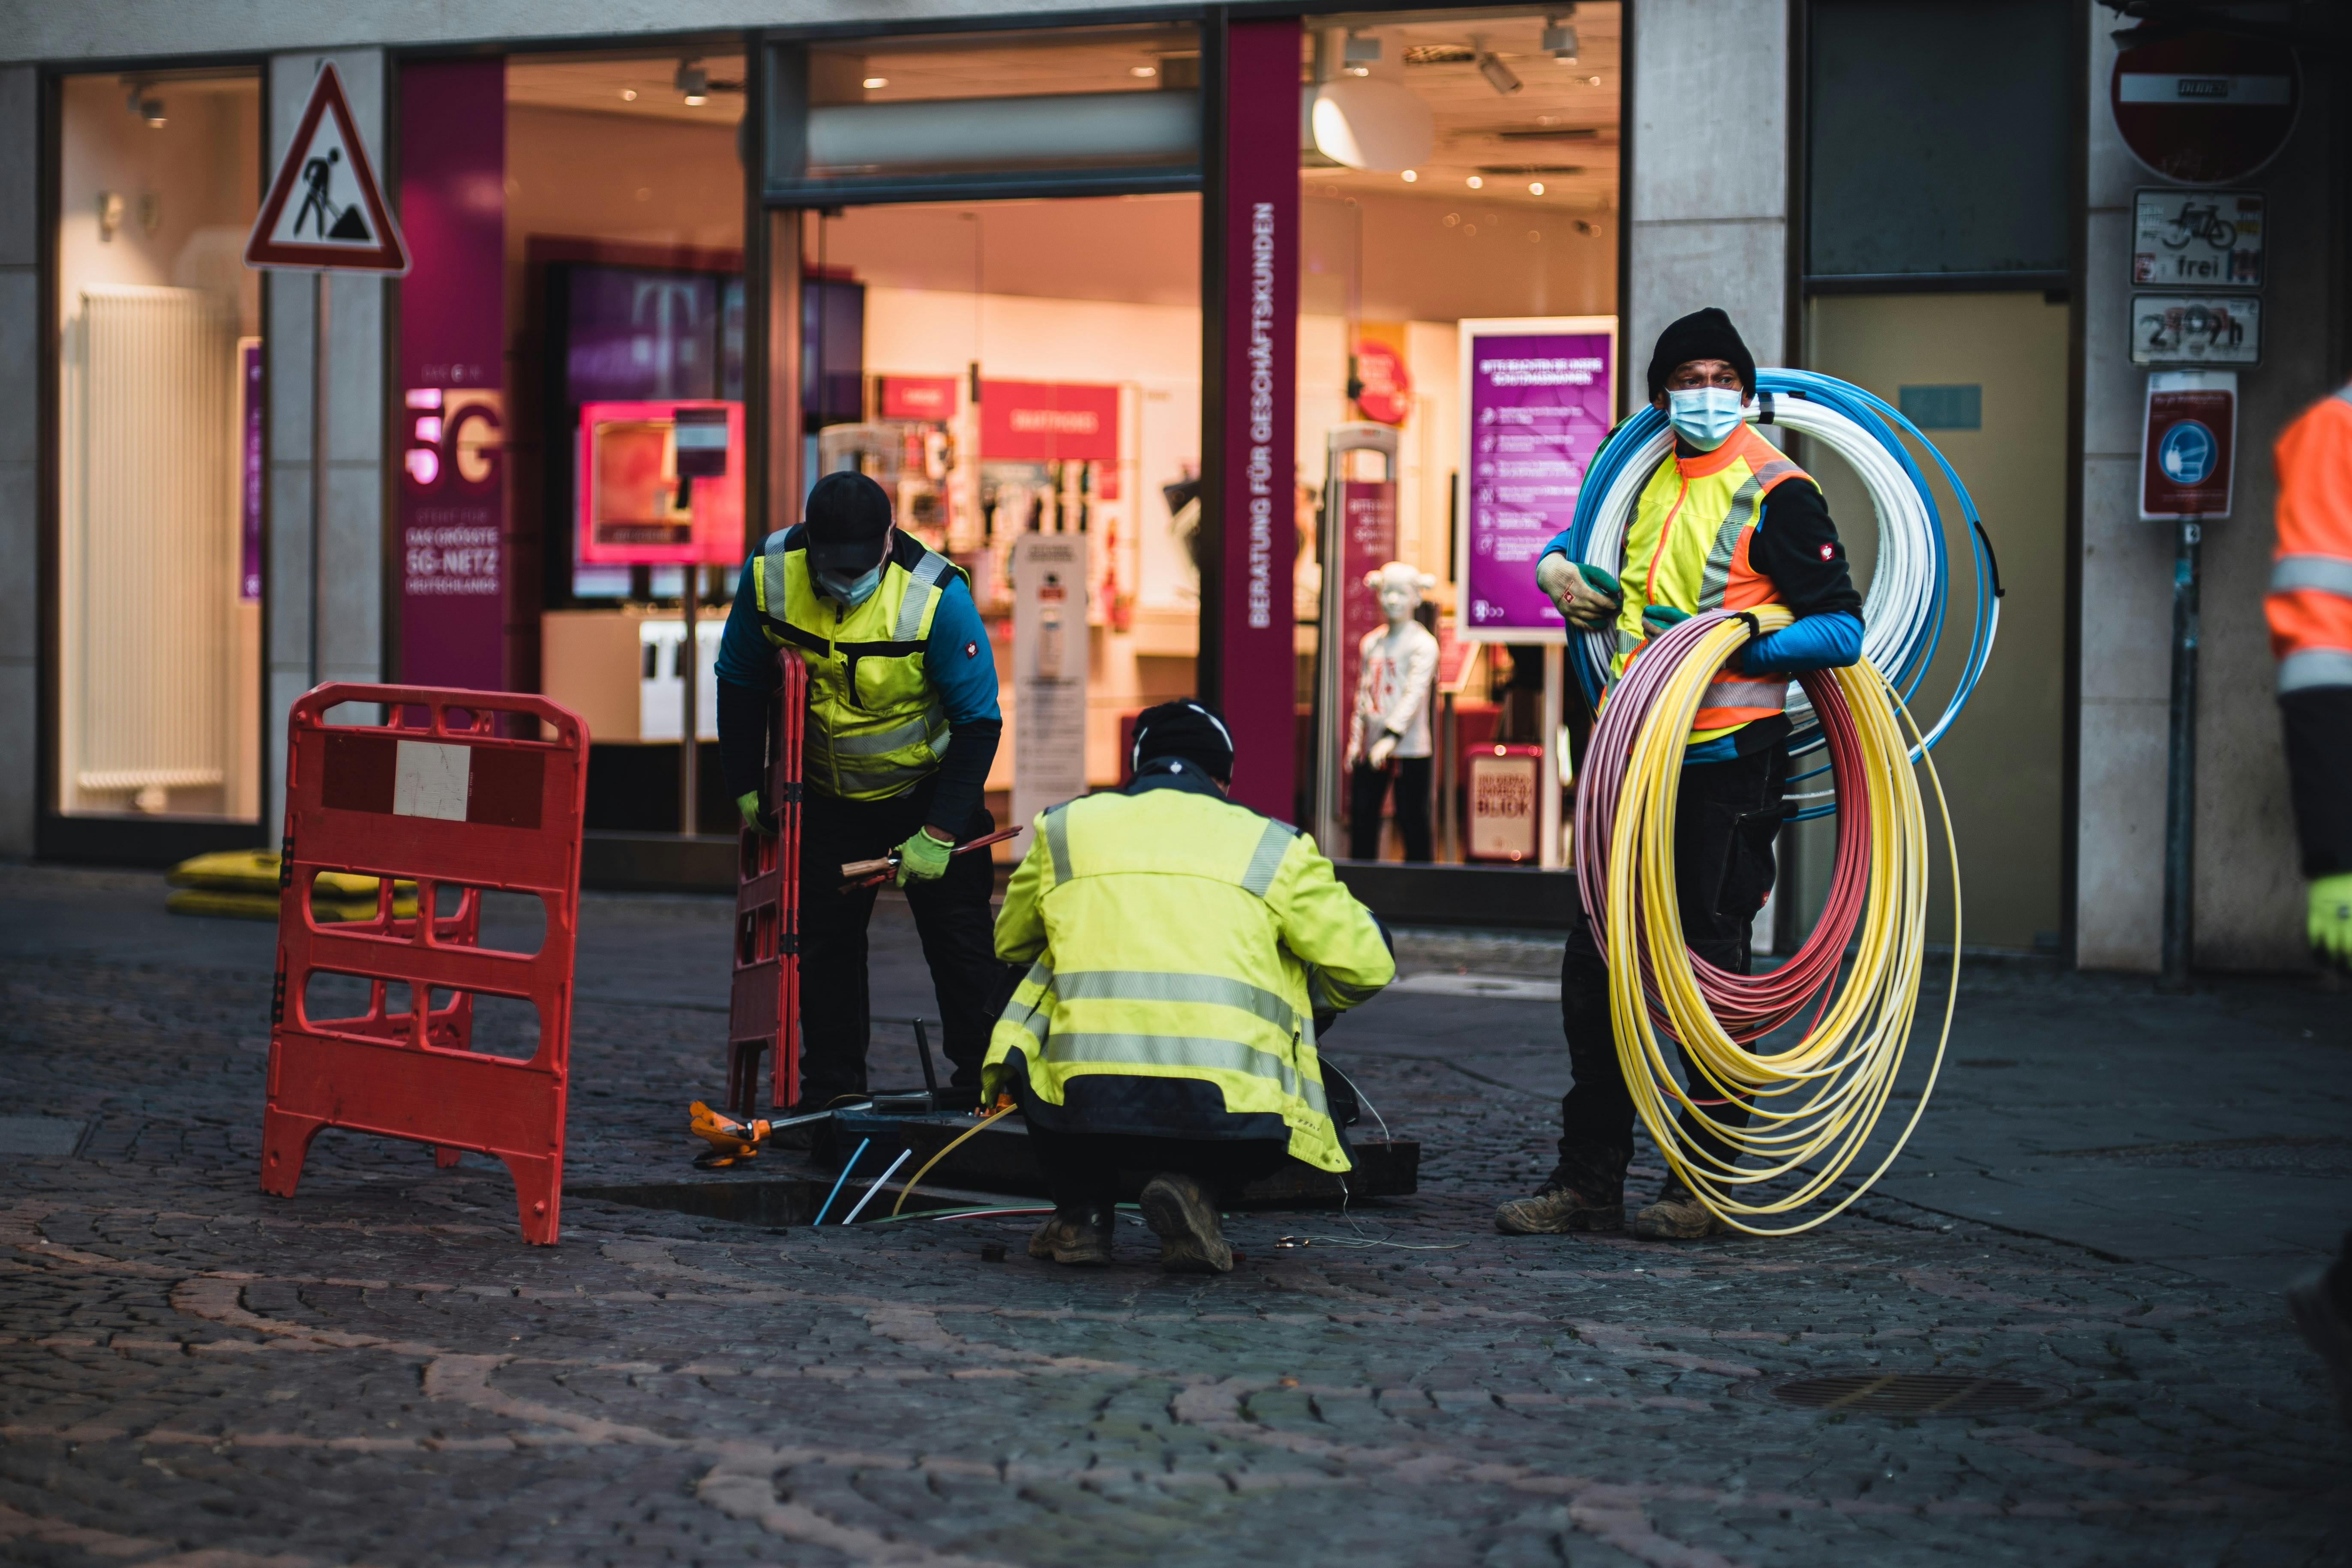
[726,652,807,1115]
[260,685,589,1244]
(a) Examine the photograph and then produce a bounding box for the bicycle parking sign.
[2133,189,2262,288]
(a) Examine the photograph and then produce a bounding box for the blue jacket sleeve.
[1741,610,1863,675]
[713,554,775,690]
[1536,526,1575,566]
[924,576,1002,724]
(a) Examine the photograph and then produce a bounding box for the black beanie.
[803,471,896,573]
[1131,700,1235,784]
[1645,307,1755,403]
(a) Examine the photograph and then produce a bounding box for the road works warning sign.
[244,63,410,274]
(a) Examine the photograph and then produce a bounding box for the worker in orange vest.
[2277,378,2352,1425]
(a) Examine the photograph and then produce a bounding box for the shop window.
[55,71,264,820]
[769,25,1203,201]
[1294,9,1621,863]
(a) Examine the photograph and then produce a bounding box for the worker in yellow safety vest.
[1499,307,1865,1243]
[983,701,1396,1273]
[715,471,1010,1121]
[2275,377,2352,1426]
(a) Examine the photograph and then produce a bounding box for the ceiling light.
[1530,181,1545,195]
[1543,17,1580,61]
[620,88,638,101]
[1130,65,1157,77]
[863,76,888,89]
[1476,51,1523,96]
[1467,175,1483,189]
[1344,32,1382,66]
[1401,169,1417,183]
[675,61,708,105]
[141,97,166,129]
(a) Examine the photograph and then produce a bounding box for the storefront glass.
[55,70,264,821]
[1293,8,1621,863]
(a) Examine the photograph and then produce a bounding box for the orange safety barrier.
[260,685,589,1244]
[726,651,807,1115]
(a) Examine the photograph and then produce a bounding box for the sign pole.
[2160,514,2202,989]
[680,570,699,835]
[309,270,330,689]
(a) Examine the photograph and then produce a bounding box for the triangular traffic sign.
[245,62,410,274]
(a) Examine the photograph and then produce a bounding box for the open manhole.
[1770,1373,2055,1417]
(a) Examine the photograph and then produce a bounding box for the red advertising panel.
[575,400,746,565]
[2140,372,2237,520]
[881,375,960,420]
[981,379,1119,462]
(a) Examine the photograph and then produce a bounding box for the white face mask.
[1666,386,1748,451]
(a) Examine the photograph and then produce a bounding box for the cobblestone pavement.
[2,863,2348,1567]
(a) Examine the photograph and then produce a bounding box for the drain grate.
[1771,1373,2054,1416]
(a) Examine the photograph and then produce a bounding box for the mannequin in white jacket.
[1345,562,1440,862]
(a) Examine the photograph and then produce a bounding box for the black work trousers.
[1349,756,1434,862]
[1027,1126,1290,1213]
[795,776,1011,1109]
[1551,743,1788,1201]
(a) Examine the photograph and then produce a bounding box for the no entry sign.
[2139,370,2237,520]
[2112,29,2300,186]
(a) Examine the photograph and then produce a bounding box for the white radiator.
[60,285,237,807]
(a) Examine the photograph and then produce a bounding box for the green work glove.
[895,827,955,887]
[2312,873,2352,971]
[1580,563,1623,601]
[1641,603,1691,636]
[735,791,773,836]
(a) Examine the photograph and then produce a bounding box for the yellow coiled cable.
[1599,607,1961,1235]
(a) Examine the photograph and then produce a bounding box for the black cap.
[1645,307,1755,404]
[1131,700,1235,784]
[804,471,895,574]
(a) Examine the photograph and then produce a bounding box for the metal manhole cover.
[1770,1373,2055,1416]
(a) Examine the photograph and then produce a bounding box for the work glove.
[735,790,774,836]
[1535,554,1623,629]
[1368,729,1399,770]
[2312,873,2352,971]
[894,827,955,887]
[1641,604,1691,637]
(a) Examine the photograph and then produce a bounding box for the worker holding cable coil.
[982,702,1395,1273]
[1496,307,1865,1242]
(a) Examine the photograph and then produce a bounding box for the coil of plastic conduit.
[1558,371,2001,814]
[1576,605,1962,1234]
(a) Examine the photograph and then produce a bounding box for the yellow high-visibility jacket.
[981,765,1395,1172]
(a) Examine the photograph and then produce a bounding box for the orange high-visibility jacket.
[2268,386,2352,695]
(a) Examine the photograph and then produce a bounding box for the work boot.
[1493,1184,1623,1235]
[1139,1173,1232,1274]
[1027,1203,1113,1266]
[1628,1180,1733,1241]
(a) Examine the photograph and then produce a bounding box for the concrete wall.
[1625,0,1790,375]
[2073,16,2335,973]
[264,51,387,824]
[0,66,32,854]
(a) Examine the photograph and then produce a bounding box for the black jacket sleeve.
[1748,479,1863,620]
[2282,687,2352,878]
[717,678,771,804]
[927,718,1003,836]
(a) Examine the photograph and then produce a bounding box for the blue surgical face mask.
[816,562,883,607]
[1666,386,1748,451]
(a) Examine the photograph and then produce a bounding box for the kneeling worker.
[714,471,1008,1115]
[1497,307,1863,1242]
[983,702,1395,1272]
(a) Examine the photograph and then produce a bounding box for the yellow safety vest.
[1612,424,1810,742]
[982,782,1396,1172]
[752,529,960,801]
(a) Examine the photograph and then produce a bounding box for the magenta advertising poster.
[397,57,507,691]
[1457,318,1617,643]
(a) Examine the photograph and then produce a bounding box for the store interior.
[54,70,264,822]
[511,7,1622,857]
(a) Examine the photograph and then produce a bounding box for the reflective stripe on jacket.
[2269,387,2352,695]
[1610,424,1808,741]
[981,785,1396,1172]
[751,529,960,800]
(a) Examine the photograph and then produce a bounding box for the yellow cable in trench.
[1599,608,1961,1235]
[887,1103,1018,1218]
